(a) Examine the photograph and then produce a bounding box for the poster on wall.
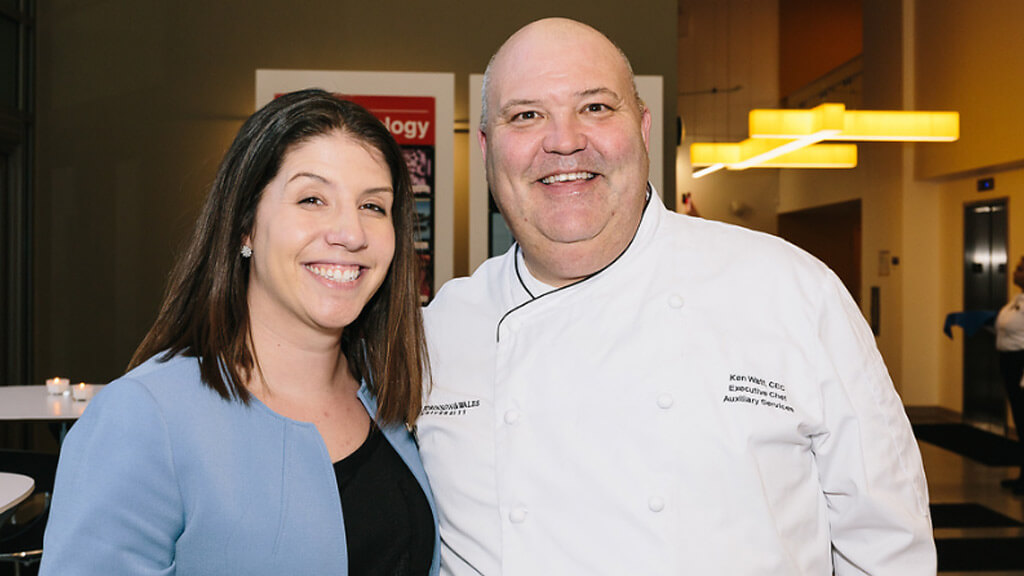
[344,95,435,303]
[256,70,454,303]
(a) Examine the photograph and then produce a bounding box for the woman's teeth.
[306,264,360,283]
[541,171,595,184]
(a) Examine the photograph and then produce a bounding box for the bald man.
[417,17,935,575]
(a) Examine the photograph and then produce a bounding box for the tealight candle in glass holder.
[46,377,71,395]
[71,382,95,402]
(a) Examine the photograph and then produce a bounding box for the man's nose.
[542,114,587,155]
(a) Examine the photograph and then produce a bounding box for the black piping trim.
[495,185,653,342]
[513,247,536,300]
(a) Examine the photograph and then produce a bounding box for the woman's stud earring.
[241,245,253,258]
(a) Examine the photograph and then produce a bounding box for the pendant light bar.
[690,102,959,177]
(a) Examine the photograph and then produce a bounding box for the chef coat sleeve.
[810,272,936,575]
[40,380,182,576]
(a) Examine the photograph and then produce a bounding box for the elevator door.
[962,200,1008,426]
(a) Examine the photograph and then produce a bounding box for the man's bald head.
[479,18,643,131]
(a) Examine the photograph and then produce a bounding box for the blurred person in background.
[996,255,1024,494]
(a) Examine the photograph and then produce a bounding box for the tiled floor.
[910,407,1024,575]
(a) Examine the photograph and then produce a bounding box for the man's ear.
[478,128,488,163]
[640,107,652,152]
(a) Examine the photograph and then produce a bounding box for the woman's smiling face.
[246,130,395,342]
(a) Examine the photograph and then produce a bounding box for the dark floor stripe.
[913,423,1020,466]
[931,502,1024,528]
[937,537,1024,572]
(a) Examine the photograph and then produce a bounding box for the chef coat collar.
[496,184,656,340]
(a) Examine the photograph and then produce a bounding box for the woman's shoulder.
[76,353,262,461]
[98,353,228,417]
[121,352,202,384]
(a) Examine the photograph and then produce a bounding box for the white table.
[0,384,104,443]
[0,472,34,521]
[0,385,103,421]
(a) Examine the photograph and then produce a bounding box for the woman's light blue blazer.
[39,353,440,575]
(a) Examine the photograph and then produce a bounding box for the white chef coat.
[419,190,935,575]
[995,294,1024,352]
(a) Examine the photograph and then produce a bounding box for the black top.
[334,424,434,575]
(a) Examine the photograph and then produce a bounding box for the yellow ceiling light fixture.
[748,143,857,168]
[749,103,959,142]
[689,102,959,178]
[691,141,857,178]
[691,163,727,179]
[748,103,846,141]
[729,135,838,170]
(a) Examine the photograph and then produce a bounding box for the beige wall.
[914,0,1024,411]
[858,0,907,398]
[33,1,678,382]
[915,1,1024,179]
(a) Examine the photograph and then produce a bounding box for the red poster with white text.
[341,95,436,303]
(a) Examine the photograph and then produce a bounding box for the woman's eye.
[362,202,387,215]
[299,196,323,206]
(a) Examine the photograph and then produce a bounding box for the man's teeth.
[307,265,360,282]
[541,171,595,184]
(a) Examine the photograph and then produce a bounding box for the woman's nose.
[325,207,367,250]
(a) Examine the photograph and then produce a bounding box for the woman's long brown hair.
[130,89,428,425]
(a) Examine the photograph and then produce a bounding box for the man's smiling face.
[480,18,651,287]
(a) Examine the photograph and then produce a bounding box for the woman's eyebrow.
[288,171,329,184]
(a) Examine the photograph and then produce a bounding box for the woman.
[997,255,1024,495]
[40,89,439,574]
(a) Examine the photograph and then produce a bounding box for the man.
[418,17,935,575]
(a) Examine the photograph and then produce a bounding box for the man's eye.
[585,103,612,113]
[512,111,538,122]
